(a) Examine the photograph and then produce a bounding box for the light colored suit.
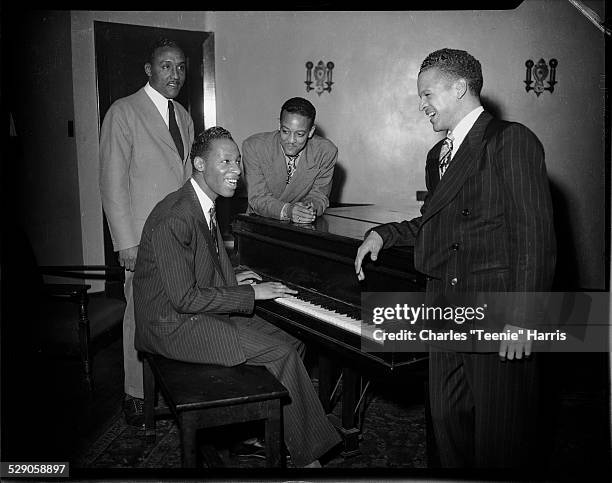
[242,130,337,218]
[99,86,194,399]
[100,87,194,251]
[134,181,341,466]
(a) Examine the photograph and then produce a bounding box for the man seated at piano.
[133,126,341,467]
[242,97,338,224]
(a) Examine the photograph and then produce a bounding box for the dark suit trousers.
[235,315,341,466]
[429,351,541,468]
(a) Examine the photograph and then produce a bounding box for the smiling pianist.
[133,126,341,468]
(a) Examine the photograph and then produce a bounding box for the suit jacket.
[133,181,254,365]
[373,111,556,328]
[242,130,337,218]
[99,87,194,251]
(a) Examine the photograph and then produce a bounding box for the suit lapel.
[136,88,184,163]
[279,135,318,198]
[272,132,291,190]
[421,111,493,226]
[218,235,238,286]
[425,140,443,192]
[184,182,226,282]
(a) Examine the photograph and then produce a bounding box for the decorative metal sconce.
[305,60,335,95]
[524,58,558,96]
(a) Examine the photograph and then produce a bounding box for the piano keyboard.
[252,272,381,344]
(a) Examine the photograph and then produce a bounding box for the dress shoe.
[123,395,145,427]
[229,437,266,459]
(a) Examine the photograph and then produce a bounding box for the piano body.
[232,205,429,456]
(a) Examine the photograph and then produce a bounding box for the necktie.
[286,155,298,183]
[209,205,219,254]
[168,100,184,161]
[438,133,454,178]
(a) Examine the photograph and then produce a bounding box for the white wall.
[63,3,606,289]
[70,11,211,289]
[212,1,606,288]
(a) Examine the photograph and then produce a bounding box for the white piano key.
[273,295,380,343]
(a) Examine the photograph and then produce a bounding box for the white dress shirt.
[190,177,214,226]
[144,82,172,128]
[447,106,484,160]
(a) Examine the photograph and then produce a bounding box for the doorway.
[94,21,214,296]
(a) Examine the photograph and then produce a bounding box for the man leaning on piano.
[133,126,341,468]
[242,96,338,224]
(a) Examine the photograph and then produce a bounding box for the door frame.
[93,21,215,296]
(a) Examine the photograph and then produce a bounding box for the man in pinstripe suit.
[355,49,556,467]
[133,127,340,468]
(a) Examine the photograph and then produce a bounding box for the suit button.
[462,209,471,216]
[451,242,460,250]
[450,277,458,286]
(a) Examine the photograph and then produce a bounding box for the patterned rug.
[74,382,428,470]
[74,375,610,475]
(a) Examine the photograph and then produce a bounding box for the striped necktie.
[438,133,454,178]
[209,205,219,254]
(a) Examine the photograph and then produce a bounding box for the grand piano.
[232,204,429,456]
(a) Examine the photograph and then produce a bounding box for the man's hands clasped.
[290,201,316,224]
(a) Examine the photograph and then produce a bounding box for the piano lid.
[322,204,422,240]
[325,204,422,224]
[233,204,421,243]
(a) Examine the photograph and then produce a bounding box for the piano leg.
[339,367,361,457]
[322,362,361,458]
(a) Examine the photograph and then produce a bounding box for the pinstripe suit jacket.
[100,87,194,252]
[133,181,254,365]
[373,111,556,328]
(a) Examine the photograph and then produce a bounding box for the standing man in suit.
[133,127,341,467]
[354,48,556,467]
[242,97,337,224]
[99,38,194,426]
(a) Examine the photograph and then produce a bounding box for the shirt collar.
[190,177,215,224]
[280,141,304,160]
[447,106,484,159]
[144,82,171,126]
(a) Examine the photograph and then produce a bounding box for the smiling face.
[193,138,241,201]
[145,46,186,99]
[417,67,463,133]
[279,111,315,157]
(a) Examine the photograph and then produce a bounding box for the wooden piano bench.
[141,352,289,468]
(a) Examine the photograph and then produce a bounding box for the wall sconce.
[305,60,335,95]
[524,58,558,96]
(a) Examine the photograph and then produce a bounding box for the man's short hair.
[419,48,483,96]
[190,126,235,164]
[280,97,316,127]
[148,38,183,64]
